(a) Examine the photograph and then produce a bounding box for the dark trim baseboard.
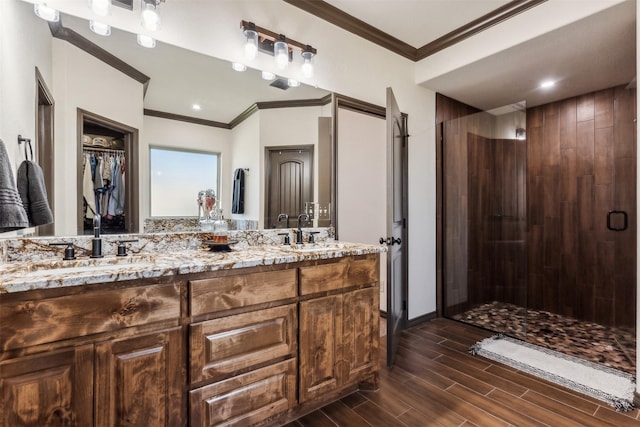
[284,0,547,61]
[405,311,438,328]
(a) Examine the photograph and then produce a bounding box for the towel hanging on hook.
[17,135,33,161]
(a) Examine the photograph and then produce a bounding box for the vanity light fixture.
[90,20,111,36]
[231,62,247,72]
[240,20,317,77]
[515,127,526,140]
[288,78,300,88]
[34,3,60,22]
[89,0,111,17]
[301,46,314,78]
[137,34,156,48]
[141,0,161,31]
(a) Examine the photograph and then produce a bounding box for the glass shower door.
[442,103,528,340]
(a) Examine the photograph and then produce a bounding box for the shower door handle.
[607,210,628,231]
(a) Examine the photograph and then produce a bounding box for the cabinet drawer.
[0,283,180,351]
[190,304,297,383]
[190,358,296,427]
[189,269,297,316]
[299,256,378,296]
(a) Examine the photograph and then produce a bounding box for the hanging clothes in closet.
[82,147,126,233]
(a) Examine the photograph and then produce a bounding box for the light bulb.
[302,58,313,78]
[274,38,289,70]
[243,29,258,61]
[89,0,111,17]
[34,3,59,22]
[261,70,276,81]
[90,21,111,36]
[288,78,300,88]
[137,34,156,48]
[141,0,160,31]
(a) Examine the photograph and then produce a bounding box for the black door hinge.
[402,300,407,311]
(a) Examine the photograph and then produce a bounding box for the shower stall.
[439,87,636,374]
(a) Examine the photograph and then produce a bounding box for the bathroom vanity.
[0,234,382,426]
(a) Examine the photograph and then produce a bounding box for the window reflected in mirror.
[150,147,219,217]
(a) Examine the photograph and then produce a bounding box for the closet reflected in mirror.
[78,109,139,235]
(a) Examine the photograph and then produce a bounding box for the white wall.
[0,0,52,193]
[142,116,233,221]
[52,39,144,236]
[230,112,260,222]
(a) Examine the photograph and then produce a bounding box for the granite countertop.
[0,242,386,294]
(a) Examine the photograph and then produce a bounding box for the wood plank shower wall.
[438,86,636,328]
[527,85,636,327]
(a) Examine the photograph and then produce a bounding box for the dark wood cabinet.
[0,345,94,427]
[299,294,343,403]
[1,253,379,426]
[299,256,380,404]
[95,327,183,427]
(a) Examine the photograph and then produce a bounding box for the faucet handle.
[49,242,76,260]
[309,231,320,244]
[116,239,139,257]
[277,232,291,245]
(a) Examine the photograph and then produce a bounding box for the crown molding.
[416,0,547,60]
[283,0,547,61]
[283,0,417,60]
[144,109,231,129]
[48,20,150,94]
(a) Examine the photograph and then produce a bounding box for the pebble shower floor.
[452,301,636,375]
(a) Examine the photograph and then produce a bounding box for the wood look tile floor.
[286,318,640,427]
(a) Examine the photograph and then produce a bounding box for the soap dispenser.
[212,209,228,243]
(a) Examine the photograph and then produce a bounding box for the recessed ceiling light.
[540,80,555,89]
[90,20,111,36]
[137,34,156,48]
[192,104,201,111]
[231,62,247,72]
[261,71,276,81]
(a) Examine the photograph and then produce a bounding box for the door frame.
[35,67,55,236]
[76,109,139,234]
[332,92,409,326]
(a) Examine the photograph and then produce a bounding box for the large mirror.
[1,0,332,237]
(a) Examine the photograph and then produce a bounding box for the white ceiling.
[323,0,512,48]
[61,0,636,116]
[322,0,636,110]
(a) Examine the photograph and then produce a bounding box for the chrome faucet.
[277,213,289,228]
[91,216,103,258]
[296,214,309,244]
